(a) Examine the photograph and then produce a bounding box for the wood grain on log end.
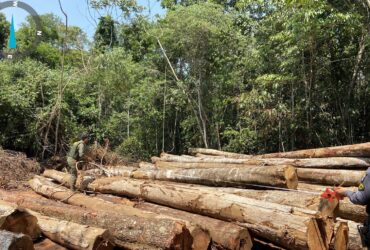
[284,166,298,189]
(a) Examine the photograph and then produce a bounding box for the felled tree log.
[31,211,113,250]
[259,142,370,158]
[188,148,252,159]
[135,202,252,250]
[0,230,34,250]
[130,165,298,189]
[34,239,67,250]
[0,201,40,240]
[297,169,364,186]
[156,153,370,169]
[139,162,157,169]
[28,176,194,250]
[88,177,330,250]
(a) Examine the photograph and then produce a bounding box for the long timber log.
[0,200,40,240]
[30,211,113,250]
[90,165,298,189]
[28,176,195,250]
[188,148,252,158]
[259,142,370,158]
[0,230,34,250]
[88,176,331,250]
[297,168,364,186]
[135,202,252,250]
[156,153,370,169]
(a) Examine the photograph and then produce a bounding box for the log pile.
[1,142,370,249]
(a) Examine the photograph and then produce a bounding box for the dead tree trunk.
[30,211,113,250]
[88,177,331,250]
[259,142,370,158]
[104,165,298,189]
[28,176,194,249]
[0,230,34,250]
[297,169,364,186]
[156,153,370,169]
[188,148,252,158]
[135,202,252,250]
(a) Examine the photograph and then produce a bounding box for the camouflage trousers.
[66,157,78,191]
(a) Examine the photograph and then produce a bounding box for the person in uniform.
[66,134,90,191]
[337,168,370,247]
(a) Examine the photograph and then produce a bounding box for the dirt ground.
[0,149,40,190]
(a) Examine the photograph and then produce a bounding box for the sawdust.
[0,150,40,190]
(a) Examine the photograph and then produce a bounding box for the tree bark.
[188,148,252,158]
[30,211,113,250]
[111,165,298,189]
[0,201,40,240]
[28,176,194,249]
[258,142,370,158]
[156,153,370,169]
[88,176,331,250]
[297,169,364,186]
[134,202,252,250]
[0,230,34,250]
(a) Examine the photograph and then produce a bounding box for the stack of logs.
[2,142,370,249]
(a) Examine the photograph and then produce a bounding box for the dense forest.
[0,0,369,160]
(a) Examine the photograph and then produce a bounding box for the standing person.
[337,169,370,247]
[66,134,90,191]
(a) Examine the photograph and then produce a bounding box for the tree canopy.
[0,0,369,159]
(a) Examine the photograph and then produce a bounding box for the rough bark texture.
[0,200,41,240]
[31,211,113,250]
[259,142,370,158]
[135,202,252,250]
[107,165,298,189]
[28,176,193,250]
[188,148,252,159]
[88,176,328,250]
[0,230,34,250]
[297,168,364,186]
[156,153,370,169]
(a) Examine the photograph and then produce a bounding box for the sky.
[0,0,165,39]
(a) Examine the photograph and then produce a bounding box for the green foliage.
[116,136,149,160]
[94,15,118,50]
[1,0,369,160]
[0,13,10,49]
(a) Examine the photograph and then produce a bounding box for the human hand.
[334,187,348,197]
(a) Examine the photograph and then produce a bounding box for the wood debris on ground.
[1,142,370,249]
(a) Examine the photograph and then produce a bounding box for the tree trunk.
[28,176,194,249]
[34,239,67,250]
[88,176,331,250]
[0,230,34,250]
[188,148,252,158]
[30,211,113,250]
[259,142,370,158]
[134,202,252,250]
[0,201,41,240]
[156,153,370,169]
[297,169,364,186]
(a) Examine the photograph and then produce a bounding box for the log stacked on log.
[3,142,370,250]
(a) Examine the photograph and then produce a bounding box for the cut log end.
[284,166,298,189]
[0,230,34,250]
[333,222,349,250]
